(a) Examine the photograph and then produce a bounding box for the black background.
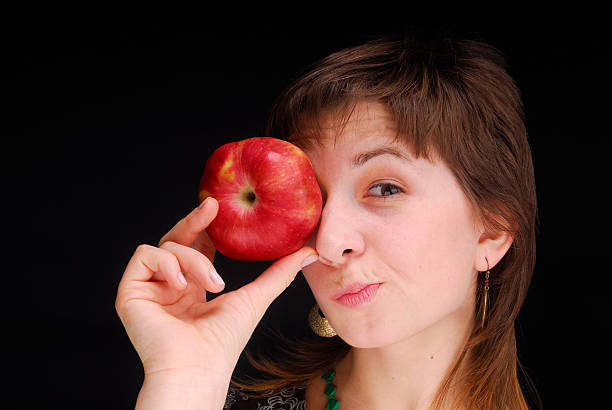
[4,10,608,409]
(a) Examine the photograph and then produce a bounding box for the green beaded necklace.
[322,369,340,410]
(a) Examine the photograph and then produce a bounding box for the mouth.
[333,282,382,307]
[332,282,382,300]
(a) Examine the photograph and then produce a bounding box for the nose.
[314,196,365,267]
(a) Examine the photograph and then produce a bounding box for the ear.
[474,230,514,271]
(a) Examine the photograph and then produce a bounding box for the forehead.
[304,101,417,160]
[320,101,395,141]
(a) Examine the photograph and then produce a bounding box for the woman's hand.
[115,197,318,408]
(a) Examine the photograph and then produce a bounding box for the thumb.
[243,247,318,322]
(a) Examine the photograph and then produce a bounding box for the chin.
[333,325,394,348]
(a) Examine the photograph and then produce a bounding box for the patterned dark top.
[223,382,308,410]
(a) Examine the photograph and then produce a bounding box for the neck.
[330,310,474,410]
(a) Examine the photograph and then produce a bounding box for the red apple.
[198,137,322,261]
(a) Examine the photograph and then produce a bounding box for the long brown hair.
[230,35,540,409]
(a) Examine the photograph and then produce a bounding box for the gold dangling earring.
[308,304,337,337]
[481,257,491,329]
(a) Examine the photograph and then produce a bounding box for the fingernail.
[209,267,224,285]
[178,272,188,286]
[301,254,319,268]
[198,197,210,210]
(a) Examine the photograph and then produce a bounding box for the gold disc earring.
[308,304,337,337]
[481,258,491,329]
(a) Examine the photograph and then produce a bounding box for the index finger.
[158,197,219,250]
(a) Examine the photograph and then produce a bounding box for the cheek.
[301,265,323,293]
[302,264,339,310]
[379,200,478,313]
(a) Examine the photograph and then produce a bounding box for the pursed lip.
[333,282,382,300]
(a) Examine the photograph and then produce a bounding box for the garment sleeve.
[223,385,260,409]
[223,383,308,410]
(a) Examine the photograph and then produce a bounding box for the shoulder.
[224,382,307,410]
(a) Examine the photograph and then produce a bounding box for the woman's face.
[301,101,483,348]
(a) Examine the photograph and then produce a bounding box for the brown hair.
[230,35,540,409]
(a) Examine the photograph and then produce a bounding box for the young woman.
[116,36,538,409]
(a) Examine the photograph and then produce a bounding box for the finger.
[121,244,187,291]
[241,247,318,323]
[119,280,186,306]
[160,241,225,293]
[158,197,219,254]
[190,229,217,262]
[150,270,209,303]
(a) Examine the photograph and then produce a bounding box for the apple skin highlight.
[198,137,323,261]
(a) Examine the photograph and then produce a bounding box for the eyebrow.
[351,145,414,168]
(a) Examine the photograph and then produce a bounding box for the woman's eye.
[367,183,404,198]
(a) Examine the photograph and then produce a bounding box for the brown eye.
[368,183,403,198]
